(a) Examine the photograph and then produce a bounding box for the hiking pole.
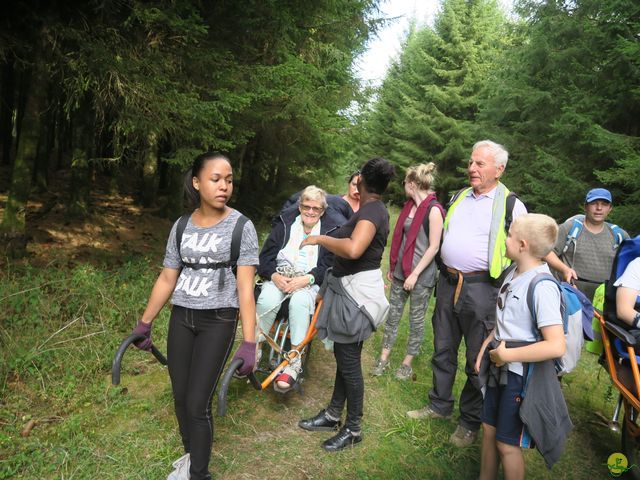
[111,333,168,385]
[216,358,261,417]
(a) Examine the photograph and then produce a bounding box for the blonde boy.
[476,214,566,480]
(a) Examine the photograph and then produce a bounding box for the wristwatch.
[308,274,315,285]
[634,312,640,329]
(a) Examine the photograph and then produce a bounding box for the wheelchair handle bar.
[216,358,261,417]
[111,333,168,385]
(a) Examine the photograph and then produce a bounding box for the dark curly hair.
[359,157,395,195]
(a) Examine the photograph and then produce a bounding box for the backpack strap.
[504,192,518,234]
[177,214,249,290]
[175,213,191,262]
[229,214,249,275]
[608,223,625,250]
[526,273,567,336]
[421,198,443,240]
[563,215,624,254]
[562,215,585,254]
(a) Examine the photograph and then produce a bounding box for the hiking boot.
[299,409,341,432]
[166,453,190,480]
[449,425,478,448]
[395,364,413,381]
[322,427,363,452]
[406,404,452,420]
[371,358,390,376]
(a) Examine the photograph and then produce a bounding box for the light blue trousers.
[256,281,316,346]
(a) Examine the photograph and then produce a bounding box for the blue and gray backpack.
[526,274,594,375]
[562,214,625,256]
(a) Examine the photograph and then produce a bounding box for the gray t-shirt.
[553,215,629,300]
[393,216,438,287]
[495,263,563,375]
[163,210,259,309]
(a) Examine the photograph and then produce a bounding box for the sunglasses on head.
[497,282,511,310]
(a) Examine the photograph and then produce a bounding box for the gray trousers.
[382,278,434,356]
[428,272,498,431]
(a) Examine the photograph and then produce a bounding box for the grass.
[0,213,628,479]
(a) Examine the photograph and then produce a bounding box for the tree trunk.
[164,162,184,219]
[56,106,72,171]
[0,69,44,257]
[32,83,56,192]
[67,103,94,217]
[0,58,15,166]
[140,131,159,207]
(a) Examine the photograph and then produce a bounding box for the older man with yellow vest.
[407,140,527,448]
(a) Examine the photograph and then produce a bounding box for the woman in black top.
[297,157,395,451]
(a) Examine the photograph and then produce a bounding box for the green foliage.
[356,0,509,204]
[479,0,640,229]
[1,0,382,246]
[0,260,163,396]
[0,216,621,478]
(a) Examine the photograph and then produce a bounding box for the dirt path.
[0,172,173,267]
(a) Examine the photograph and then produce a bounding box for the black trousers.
[428,272,497,431]
[327,341,364,431]
[167,305,238,480]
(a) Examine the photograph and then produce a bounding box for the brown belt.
[445,267,491,305]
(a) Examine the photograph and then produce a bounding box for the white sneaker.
[167,453,190,480]
[275,357,302,391]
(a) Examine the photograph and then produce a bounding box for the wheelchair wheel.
[622,403,640,479]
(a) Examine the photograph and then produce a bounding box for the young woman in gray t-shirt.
[130,152,259,480]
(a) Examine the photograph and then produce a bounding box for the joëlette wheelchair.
[216,296,321,415]
[111,297,321,417]
[596,238,640,479]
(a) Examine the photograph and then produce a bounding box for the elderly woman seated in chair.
[257,185,344,391]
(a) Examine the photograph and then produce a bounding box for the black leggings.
[326,341,364,431]
[167,305,238,480]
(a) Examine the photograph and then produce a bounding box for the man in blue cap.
[545,188,629,300]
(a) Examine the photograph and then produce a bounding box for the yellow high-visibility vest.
[443,183,512,279]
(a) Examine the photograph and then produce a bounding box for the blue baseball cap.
[585,188,612,204]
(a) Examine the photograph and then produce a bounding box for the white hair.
[472,140,509,168]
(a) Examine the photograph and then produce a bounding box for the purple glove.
[232,341,256,376]
[132,320,153,351]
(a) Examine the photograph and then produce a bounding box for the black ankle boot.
[298,409,341,432]
[322,427,362,451]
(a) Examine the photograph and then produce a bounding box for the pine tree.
[480,0,640,230]
[361,0,508,203]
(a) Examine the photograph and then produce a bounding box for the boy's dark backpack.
[174,213,248,288]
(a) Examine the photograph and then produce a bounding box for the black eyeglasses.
[497,282,511,310]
